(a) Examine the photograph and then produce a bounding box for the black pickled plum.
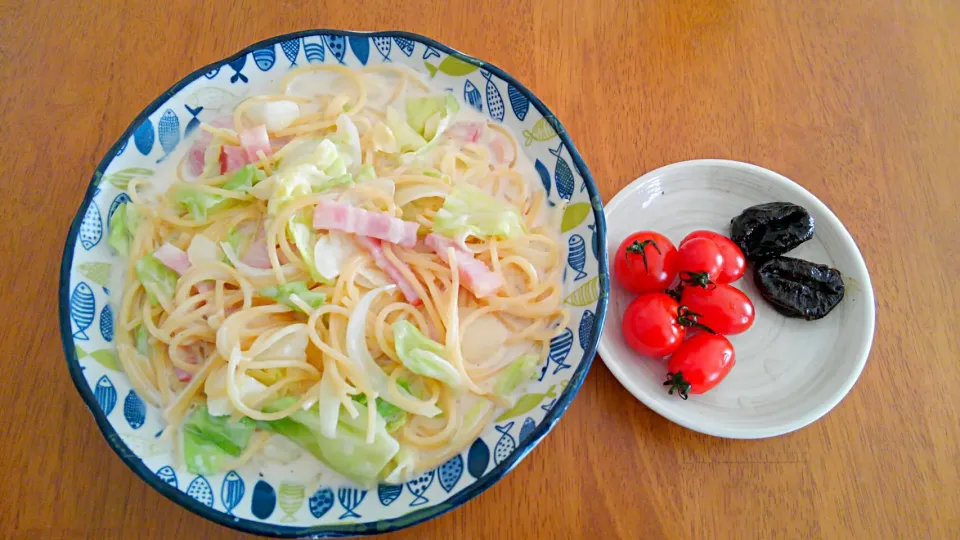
[754,256,845,320]
[730,202,814,260]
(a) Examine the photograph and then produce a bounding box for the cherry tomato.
[680,283,755,335]
[683,230,745,283]
[614,232,678,294]
[663,333,736,398]
[621,293,708,358]
[675,237,724,282]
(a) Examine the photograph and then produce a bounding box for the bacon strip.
[354,236,421,305]
[425,234,503,298]
[313,200,418,248]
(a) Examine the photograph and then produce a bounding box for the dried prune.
[754,256,845,320]
[730,202,814,260]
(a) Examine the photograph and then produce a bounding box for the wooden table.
[1,1,957,538]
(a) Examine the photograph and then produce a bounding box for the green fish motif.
[104,168,153,190]
[561,202,591,233]
[522,117,558,146]
[92,349,120,371]
[78,262,112,288]
[278,482,305,522]
[497,385,557,421]
[564,277,599,307]
[425,56,480,78]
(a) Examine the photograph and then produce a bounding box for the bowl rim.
[597,158,876,439]
[59,29,609,537]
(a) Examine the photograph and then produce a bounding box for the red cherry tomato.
[680,283,756,335]
[621,293,710,358]
[683,230,745,283]
[663,333,736,398]
[613,232,678,294]
[675,237,724,282]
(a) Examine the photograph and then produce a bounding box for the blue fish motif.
[508,85,529,121]
[377,484,402,506]
[481,71,504,122]
[372,37,392,61]
[519,417,536,441]
[70,282,95,340]
[423,46,440,60]
[324,35,346,64]
[251,480,277,519]
[221,471,245,515]
[134,119,154,155]
[394,37,415,57]
[303,38,325,64]
[281,39,300,66]
[549,328,574,374]
[579,310,596,350]
[116,139,127,156]
[494,422,517,465]
[534,159,555,207]
[464,80,482,112]
[567,235,587,281]
[467,438,489,479]
[94,375,117,415]
[588,224,599,259]
[156,109,180,163]
[406,470,435,507]
[184,104,203,138]
[228,56,248,84]
[538,353,549,381]
[549,144,575,201]
[187,476,214,507]
[108,193,131,228]
[309,487,335,518]
[123,389,145,429]
[252,47,276,71]
[438,455,464,493]
[337,488,366,519]
[204,67,220,79]
[99,304,114,342]
[156,465,178,488]
[349,37,369,65]
[79,202,102,250]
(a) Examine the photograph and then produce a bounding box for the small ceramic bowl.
[597,160,875,439]
[60,30,608,537]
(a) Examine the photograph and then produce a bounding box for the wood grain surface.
[1,1,958,538]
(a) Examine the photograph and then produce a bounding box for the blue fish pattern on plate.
[534,159,556,206]
[567,234,587,281]
[550,144,575,201]
[228,56,248,84]
[438,454,464,493]
[156,465,177,488]
[324,36,346,64]
[309,487,335,518]
[508,85,529,121]
[494,422,516,465]
[204,67,220,79]
[187,476,214,507]
[107,193,131,228]
[99,303,114,342]
[423,46,440,60]
[579,310,596,350]
[70,282,95,340]
[122,389,145,429]
[133,119,154,155]
[464,80,482,112]
[253,46,276,71]
[588,224,600,259]
[481,71,504,121]
[548,328,574,374]
[394,37,415,57]
[156,109,180,163]
[372,37,392,61]
[467,438,489,479]
[79,201,103,250]
[303,38,324,64]
[281,39,300,66]
[349,37,369,65]
[406,470,435,507]
[184,104,203,138]
[221,471,245,515]
[519,417,536,441]
[337,488,366,519]
[251,480,277,519]
[94,375,117,415]
[377,484,402,507]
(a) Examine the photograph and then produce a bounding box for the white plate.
[597,160,875,438]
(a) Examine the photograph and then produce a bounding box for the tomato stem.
[676,306,716,334]
[624,239,661,273]
[679,271,716,290]
[664,371,691,400]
